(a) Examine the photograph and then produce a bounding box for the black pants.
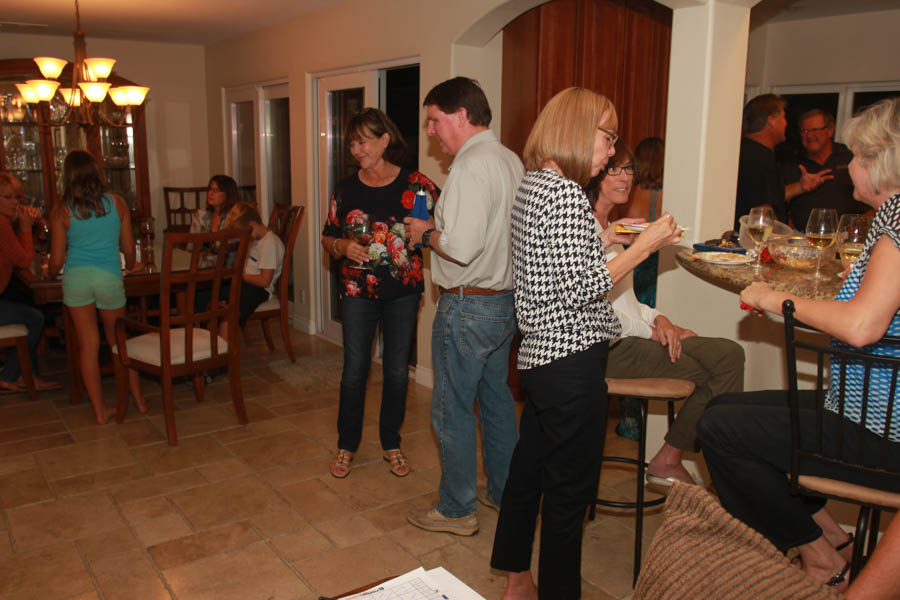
[698,390,900,552]
[491,342,609,600]
[194,281,268,327]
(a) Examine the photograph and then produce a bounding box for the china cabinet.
[0,58,150,218]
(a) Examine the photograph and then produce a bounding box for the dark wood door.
[501,0,671,157]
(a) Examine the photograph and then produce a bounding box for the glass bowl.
[767,236,819,270]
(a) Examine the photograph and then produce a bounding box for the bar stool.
[591,377,696,586]
[0,324,38,401]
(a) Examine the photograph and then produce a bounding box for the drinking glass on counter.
[746,206,774,274]
[805,208,838,280]
[837,213,870,271]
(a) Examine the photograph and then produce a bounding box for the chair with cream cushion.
[112,229,252,445]
[243,204,303,362]
[0,324,37,401]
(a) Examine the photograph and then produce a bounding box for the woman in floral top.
[321,108,439,479]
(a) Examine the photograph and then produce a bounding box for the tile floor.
[0,329,663,600]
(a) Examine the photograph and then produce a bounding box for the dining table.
[675,248,844,300]
[15,242,194,404]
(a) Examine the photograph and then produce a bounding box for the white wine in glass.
[747,206,774,273]
[837,213,870,271]
[805,208,838,280]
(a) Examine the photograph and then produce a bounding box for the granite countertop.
[675,249,843,300]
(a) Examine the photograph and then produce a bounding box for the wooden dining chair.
[0,325,37,401]
[112,229,252,445]
[783,299,900,581]
[163,186,206,233]
[243,205,304,362]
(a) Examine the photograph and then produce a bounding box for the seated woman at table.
[194,201,284,342]
[190,175,239,234]
[49,150,147,424]
[697,97,900,591]
[0,173,60,393]
[590,141,744,491]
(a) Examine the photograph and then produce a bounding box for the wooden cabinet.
[501,0,672,156]
[0,58,150,218]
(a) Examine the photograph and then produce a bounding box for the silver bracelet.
[332,237,342,256]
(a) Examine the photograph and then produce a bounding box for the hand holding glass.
[837,214,870,270]
[344,215,372,269]
[746,206,774,273]
[805,208,838,280]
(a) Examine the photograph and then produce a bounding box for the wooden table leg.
[63,306,83,404]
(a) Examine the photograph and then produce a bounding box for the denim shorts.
[62,266,126,310]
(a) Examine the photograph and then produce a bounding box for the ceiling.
[1,0,897,45]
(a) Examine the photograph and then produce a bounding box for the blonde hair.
[844,98,900,194]
[224,202,261,230]
[523,87,618,188]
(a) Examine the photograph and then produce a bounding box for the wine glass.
[805,208,839,280]
[344,214,372,269]
[746,206,774,274]
[837,214,870,271]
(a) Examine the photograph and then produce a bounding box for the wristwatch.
[422,228,436,248]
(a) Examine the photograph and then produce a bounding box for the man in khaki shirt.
[406,77,524,536]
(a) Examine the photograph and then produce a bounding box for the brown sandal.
[383,449,411,477]
[330,449,353,478]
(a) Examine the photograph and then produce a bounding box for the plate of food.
[692,251,754,265]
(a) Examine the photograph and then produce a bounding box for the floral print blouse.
[322,168,440,301]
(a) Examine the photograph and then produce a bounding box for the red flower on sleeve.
[401,190,415,210]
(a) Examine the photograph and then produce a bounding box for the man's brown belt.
[438,286,512,296]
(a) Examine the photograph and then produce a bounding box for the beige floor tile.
[50,464,152,498]
[0,467,52,508]
[387,523,456,557]
[148,521,260,570]
[295,536,419,597]
[133,512,194,546]
[165,541,309,600]
[269,525,334,562]
[315,514,383,549]
[130,435,235,475]
[0,422,68,445]
[146,404,245,440]
[116,420,167,446]
[78,526,141,562]
[0,542,94,599]
[92,548,170,600]
[363,495,434,533]
[110,468,207,504]
[582,516,643,599]
[250,508,309,538]
[120,496,178,525]
[279,478,354,524]
[0,402,60,431]
[7,490,126,551]
[320,461,434,512]
[169,474,288,529]
[258,457,328,488]
[227,429,325,470]
[0,454,37,477]
[0,432,73,459]
[196,457,252,482]
[35,437,136,482]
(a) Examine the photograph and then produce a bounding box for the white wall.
[747,8,900,88]
[202,0,520,371]
[0,33,210,238]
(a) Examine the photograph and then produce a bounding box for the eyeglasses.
[801,126,829,135]
[600,128,619,146]
[606,164,635,176]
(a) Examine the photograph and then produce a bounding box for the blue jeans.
[432,290,518,517]
[0,288,45,383]
[338,293,420,452]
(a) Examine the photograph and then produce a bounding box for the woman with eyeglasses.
[589,140,744,493]
[0,173,60,394]
[490,88,681,600]
[190,175,239,234]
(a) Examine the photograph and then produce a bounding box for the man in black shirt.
[734,94,831,232]
[784,109,868,230]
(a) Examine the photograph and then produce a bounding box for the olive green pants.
[606,336,745,451]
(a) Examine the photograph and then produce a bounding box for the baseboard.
[291,315,316,335]
[414,365,434,389]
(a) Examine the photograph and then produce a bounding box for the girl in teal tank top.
[48,150,147,424]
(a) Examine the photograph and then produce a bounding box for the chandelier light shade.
[34,57,67,80]
[15,0,148,127]
[26,80,61,102]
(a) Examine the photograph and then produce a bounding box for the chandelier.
[14,0,149,128]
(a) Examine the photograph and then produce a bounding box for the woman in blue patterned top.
[699,98,900,592]
[490,87,682,600]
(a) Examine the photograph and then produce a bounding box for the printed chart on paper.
[358,577,444,599]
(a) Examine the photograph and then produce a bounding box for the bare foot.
[503,571,538,600]
[96,405,116,425]
[134,397,149,414]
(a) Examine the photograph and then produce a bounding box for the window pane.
[265,97,291,207]
[234,100,256,201]
[852,91,900,114]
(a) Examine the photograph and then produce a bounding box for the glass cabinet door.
[99,116,138,211]
[1,90,46,209]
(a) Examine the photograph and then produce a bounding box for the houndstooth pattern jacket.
[511,168,621,370]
